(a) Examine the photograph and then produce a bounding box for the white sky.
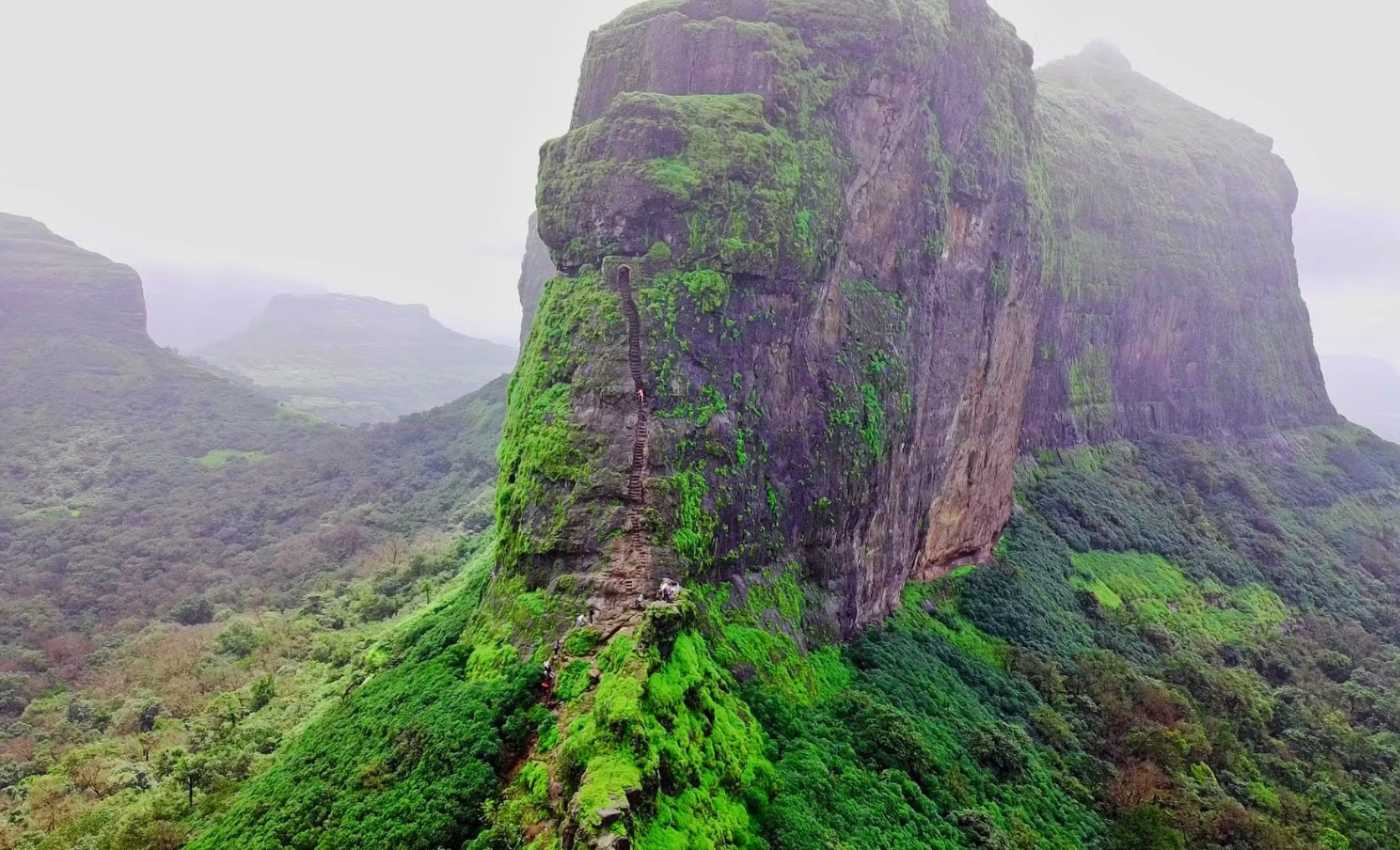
[1,0,1395,355]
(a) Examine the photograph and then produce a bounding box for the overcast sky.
[1,0,1395,357]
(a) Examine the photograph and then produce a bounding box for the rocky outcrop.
[512,0,1045,632]
[0,212,148,342]
[517,212,558,351]
[503,6,1340,634]
[1021,44,1336,446]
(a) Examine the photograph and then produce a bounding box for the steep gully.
[594,264,655,631]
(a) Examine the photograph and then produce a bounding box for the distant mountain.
[139,261,325,352]
[198,293,515,425]
[0,212,148,341]
[1323,354,1400,441]
[0,211,508,690]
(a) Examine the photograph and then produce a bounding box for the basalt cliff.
[506,1,1335,632]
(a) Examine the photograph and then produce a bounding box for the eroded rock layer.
[0,212,147,341]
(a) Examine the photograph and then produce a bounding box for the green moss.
[680,269,729,314]
[1071,551,1287,646]
[575,751,643,830]
[556,660,593,702]
[496,272,623,574]
[822,282,910,469]
[1067,347,1115,433]
[543,605,773,847]
[195,449,268,469]
[669,466,718,572]
[563,627,603,656]
[646,240,673,263]
[539,88,844,278]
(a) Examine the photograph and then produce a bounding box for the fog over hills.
[3,3,1400,849]
[197,292,515,424]
[139,261,326,352]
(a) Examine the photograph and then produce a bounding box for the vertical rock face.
[516,212,557,352]
[509,0,1045,630]
[1021,44,1336,446]
[0,212,148,343]
[502,9,1341,633]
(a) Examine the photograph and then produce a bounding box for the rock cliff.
[512,0,1045,631]
[1022,44,1336,446]
[0,212,148,342]
[503,2,1339,634]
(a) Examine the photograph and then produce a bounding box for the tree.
[156,749,213,808]
[1108,806,1186,850]
[249,675,276,712]
[25,775,77,833]
[215,622,261,659]
[0,674,27,717]
[169,596,214,626]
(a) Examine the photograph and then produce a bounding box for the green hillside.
[167,427,1400,850]
[0,211,509,724]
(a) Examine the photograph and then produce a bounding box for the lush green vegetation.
[11,419,1400,850]
[187,543,546,850]
[495,271,623,578]
[0,533,510,848]
[0,324,509,711]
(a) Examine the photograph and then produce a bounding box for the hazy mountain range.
[196,292,515,425]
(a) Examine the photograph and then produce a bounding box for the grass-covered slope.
[185,543,549,850]
[182,425,1400,850]
[0,360,508,685]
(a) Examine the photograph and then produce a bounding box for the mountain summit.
[0,212,147,341]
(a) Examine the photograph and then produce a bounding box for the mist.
[1,0,1394,360]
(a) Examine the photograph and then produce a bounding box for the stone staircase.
[598,264,653,624]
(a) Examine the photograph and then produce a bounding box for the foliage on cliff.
[520,0,1047,629]
[57,425,1390,850]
